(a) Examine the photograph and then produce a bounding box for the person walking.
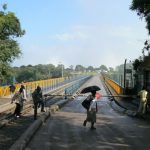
[146,90,150,111]
[137,86,148,116]
[9,84,16,98]
[11,91,24,118]
[83,91,98,130]
[32,86,45,120]
[19,85,27,112]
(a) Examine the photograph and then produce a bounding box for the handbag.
[82,95,93,110]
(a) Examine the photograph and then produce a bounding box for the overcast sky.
[1,0,149,69]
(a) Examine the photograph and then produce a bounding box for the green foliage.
[99,65,108,72]
[0,40,20,62]
[86,66,94,72]
[130,0,150,34]
[108,67,114,72]
[13,64,111,83]
[14,64,66,83]
[2,3,7,11]
[75,65,85,72]
[133,59,141,71]
[15,65,35,82]
[0,4,25,84]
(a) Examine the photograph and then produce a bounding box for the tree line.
[1,1,150,85]
[11,64,110,84]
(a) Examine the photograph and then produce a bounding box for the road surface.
[26,75,150,150]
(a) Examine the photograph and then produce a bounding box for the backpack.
[32,90,38,103]
[32,89,42,103]
[82,95,93,110]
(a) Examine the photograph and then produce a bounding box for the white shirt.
[138,90,148,102]
[89,98,97,110]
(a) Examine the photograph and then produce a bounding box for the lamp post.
[61,64,63,78]
[59,62,63,78]
[124,59,127,93]
[129,60,133,88]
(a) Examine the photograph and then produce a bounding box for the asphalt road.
[26,75,150,150]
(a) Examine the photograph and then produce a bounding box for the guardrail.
[64,76,91,95]
[104,76,123,95]
[0,75,89,98]
[0,78,65,97]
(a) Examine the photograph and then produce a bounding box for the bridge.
[0,74,150,150]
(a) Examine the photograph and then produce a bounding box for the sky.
[1,0,149,69]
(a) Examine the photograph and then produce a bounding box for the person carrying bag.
[83,91,99,130]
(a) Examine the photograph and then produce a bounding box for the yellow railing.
[105,77,123,94]
[0,77,65,97]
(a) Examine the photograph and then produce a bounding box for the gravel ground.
[0,111,35,150]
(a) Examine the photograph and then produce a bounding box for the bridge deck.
[17,75,150,150]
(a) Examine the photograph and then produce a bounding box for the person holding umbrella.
[81,85,101,130]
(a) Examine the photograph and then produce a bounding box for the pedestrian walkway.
[0,98,11,105]
[9,75,150,150]
[112,96,150,120]
[0,98,12,111]
[104,81,150,120]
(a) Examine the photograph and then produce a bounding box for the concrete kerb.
[9,119,43,150]
[9,99,69,150]
[109,95,137,116]
[110,100,126,114]
[104,81,137,116]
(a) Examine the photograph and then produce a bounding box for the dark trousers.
[34,101,45,120]
[34,103,38,120]
[14,103,21,116]
[39,100,44,111]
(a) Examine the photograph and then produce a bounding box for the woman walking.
[83,91,98,130]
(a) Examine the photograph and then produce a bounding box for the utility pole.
[124,59,127,93]
[59,62,64,78]
[62,64,63,78]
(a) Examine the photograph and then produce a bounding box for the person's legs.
[83,119,87,126]
[15,103,21,117]
[34,103,38,120]
[20,103,23,114]
[37,102,40,108]
[138,101,143,115]
[142,102,147,114]
[40,101,45,112]
[83,110,89,126]
[14,103,18,116]
[90,110,96,130]
[91,122,96,130]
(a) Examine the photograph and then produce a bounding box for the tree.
[16,68,35,82]
[130,0,150,34]
[87,66,94,72]
[133,59,142,71]
[99,65,108,72]
[75,65,85,72]
[69,65,74,71]
[108,67,114,72]
[0,4,25,83]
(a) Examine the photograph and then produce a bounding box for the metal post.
[62,64,63,78]
[121,74,123,87]
[65,88,67,99]
[59,62,64,78]
[124,59,127,93]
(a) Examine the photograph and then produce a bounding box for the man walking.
[137,86,148,116]
[32,86,45,120]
